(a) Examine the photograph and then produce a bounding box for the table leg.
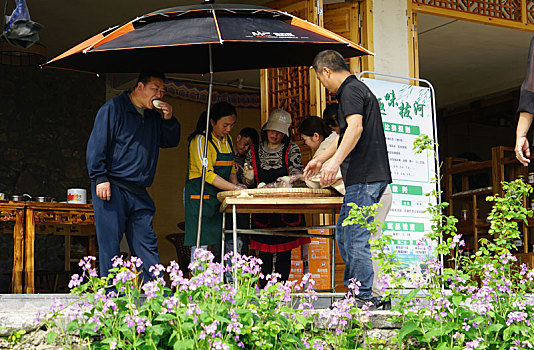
[221,212,226,264]
[24,208,35,293]
[232,204,237,288]
[331,209,336,302]
[65,236,71,271]
[232,205,237,257]
[11,209,24,294]
[89,235,96,257]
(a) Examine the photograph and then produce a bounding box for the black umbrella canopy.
[43,3,372,74]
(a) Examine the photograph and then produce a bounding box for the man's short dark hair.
[239,127,259,148]
[312,50,349,73]
[136,71,166,86]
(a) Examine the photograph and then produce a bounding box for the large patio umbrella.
[43,2,372,249]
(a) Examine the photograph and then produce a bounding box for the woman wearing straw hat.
[243,109,310,288]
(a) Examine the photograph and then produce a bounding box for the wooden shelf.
[444,146,532,253]
[448,160,492,175]
[450,187,493,199]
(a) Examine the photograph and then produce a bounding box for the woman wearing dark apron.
[244,109,310,288]
[184,102,244,261]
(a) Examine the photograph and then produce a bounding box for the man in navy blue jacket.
[87,71,181,281]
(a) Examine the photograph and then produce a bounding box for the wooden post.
[260,69,269,126]
[444,157,453,216]
[360,0,375,75]
[472,194,478,251]
[491,146,505,197]
[12,208,24,294]
[25,208,35,293]
[407,1,419,83]
[309,0,326,118]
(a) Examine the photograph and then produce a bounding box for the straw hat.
[263,109,291,136]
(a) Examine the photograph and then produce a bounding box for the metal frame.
[357,71,443,275]
[221,204,340,297]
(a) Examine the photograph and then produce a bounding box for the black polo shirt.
[336,75,392,186]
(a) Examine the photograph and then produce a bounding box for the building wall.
[0,65,105,200]
[372,0,411,80]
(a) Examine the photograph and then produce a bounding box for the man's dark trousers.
[92,182,160,282]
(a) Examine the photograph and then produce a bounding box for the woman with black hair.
[322,103,340,134]
[243,109,309,288]
[184,102,245,252]
[294,116,343,193]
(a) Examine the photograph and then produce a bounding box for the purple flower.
[112,269,136,285]
[68,274,83,289]
[130,256,143,268]
[111,255,124,268]
[149,264,165,277]
[141,280,161,299]
[347,278,361,297]
[78,256,96,273]
[450,234,464,248]
[507,311,528,326]
[124,315,151,334]
[464,337,483,350]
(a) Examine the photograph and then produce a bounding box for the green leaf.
[155,313,175,322]
[437,342,451,350]
[46,331,58,344]
[401,289,418,303]
[173,339,195,350]
[398,320,419,342]
[487,323,504,335]
[65,321,79,333]
[214,315,231,324]
[425,328,444,341]
[452,295,463,307]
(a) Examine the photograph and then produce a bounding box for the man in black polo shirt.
[304,50,391,305]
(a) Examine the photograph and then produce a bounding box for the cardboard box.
[290,246,301,260]
[288,260,304,285]
[306,229,333,260]
[309,237,331,260]
[308,259,331,290]
[307,228,330,236]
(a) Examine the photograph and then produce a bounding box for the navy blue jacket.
[86,92,181,192]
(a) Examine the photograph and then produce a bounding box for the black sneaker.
[362,296,391,310]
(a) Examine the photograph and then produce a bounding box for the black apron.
[249,142,308,253]
[184,136,234,246]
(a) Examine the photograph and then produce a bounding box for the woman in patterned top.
[244,109,310,288]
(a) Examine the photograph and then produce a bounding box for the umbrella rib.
[212,9,224,44]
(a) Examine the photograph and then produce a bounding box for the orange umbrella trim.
[91,22,136,50]
[290,17,374,56]
[46,32,104,64]
[90,41,221,52]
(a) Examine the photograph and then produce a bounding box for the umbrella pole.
[196,44,214,249]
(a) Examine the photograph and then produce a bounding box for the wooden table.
[0,201,25,293]
[25,202,95,293]
[220,196,344,291]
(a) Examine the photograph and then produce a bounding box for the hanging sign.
[361,78,438,279]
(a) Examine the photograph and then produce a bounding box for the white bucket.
[67,188,87,204]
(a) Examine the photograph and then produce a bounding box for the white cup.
[0,193,5,201]
[67,188,87,204]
